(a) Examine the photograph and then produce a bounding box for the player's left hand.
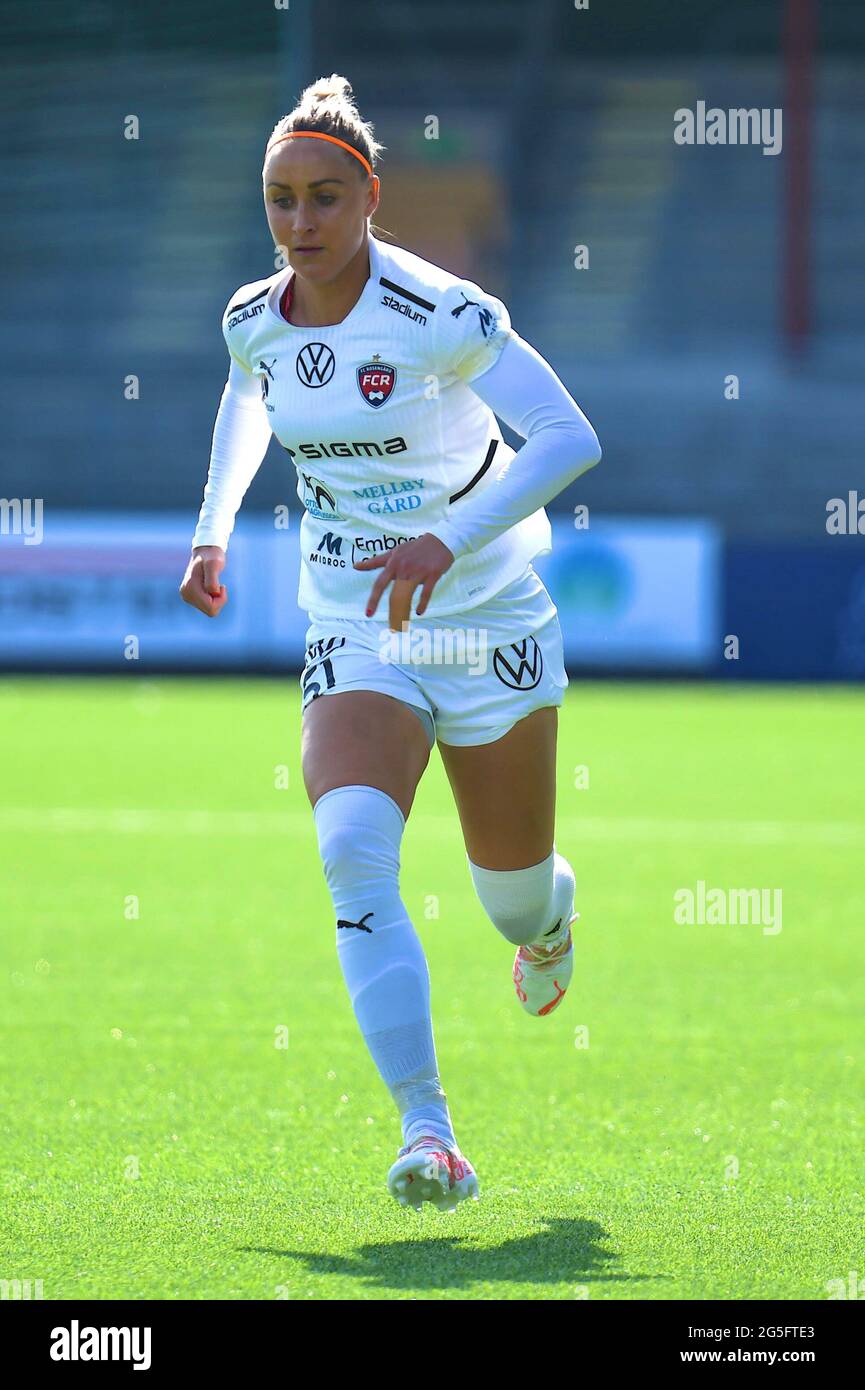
[354,533,455,631]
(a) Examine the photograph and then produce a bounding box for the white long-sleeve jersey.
[192,233,601,620]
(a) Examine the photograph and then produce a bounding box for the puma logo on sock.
[337,911,374,933]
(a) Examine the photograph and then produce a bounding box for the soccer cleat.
[512,913,579,1017]
[387,1134,479,1213]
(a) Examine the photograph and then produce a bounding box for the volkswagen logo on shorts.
[296,343,335,387]
[492,637,543,689]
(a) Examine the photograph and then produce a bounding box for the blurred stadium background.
[1,0,863,674]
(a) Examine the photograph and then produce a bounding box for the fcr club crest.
[356,361,396,408]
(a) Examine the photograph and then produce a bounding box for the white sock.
[468,846,575,947]
[313,784,456,1149]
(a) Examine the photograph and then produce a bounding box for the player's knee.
[468,850,575,946]
[477,895,554,946]
[315,818,358,892]
[313,784,403,895]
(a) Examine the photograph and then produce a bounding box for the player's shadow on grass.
[243,1216,639,1293]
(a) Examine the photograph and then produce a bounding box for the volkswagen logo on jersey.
[492,637,544,690]
[296,343,336,388]
[356,360,397,408]
[299,471,342,521]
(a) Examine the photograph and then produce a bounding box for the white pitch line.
[0,807,862,846]
[559,816,865,847]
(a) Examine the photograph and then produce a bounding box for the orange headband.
[264,130,375,179]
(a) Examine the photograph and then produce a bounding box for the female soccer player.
[180,75,602,1213]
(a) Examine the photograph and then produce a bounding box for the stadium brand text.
[227,304,264,329]
[381,293,428,325]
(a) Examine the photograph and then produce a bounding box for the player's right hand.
[179,546,228,617]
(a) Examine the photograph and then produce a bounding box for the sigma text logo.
[296,342,336,387]
[492,637,543,689]
[673,102,783,156]
[353,479,426,515]
[50,1321,152,1371]
[299,472,341,521]
[288,437,408,461]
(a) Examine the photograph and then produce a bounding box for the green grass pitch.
[1,677,862,1301]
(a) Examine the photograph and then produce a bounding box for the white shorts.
[299,566,569,747]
